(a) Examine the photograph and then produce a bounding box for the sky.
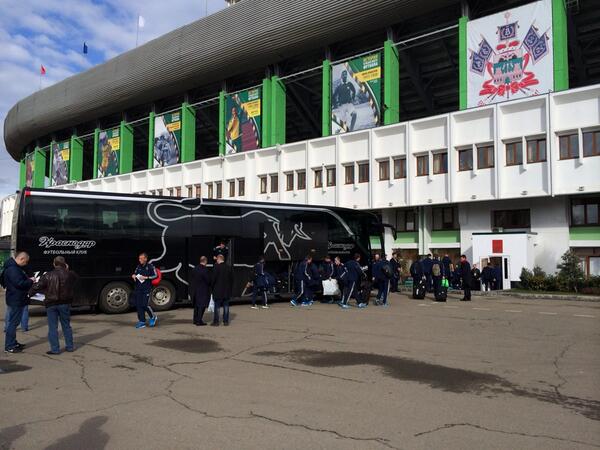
[0,0,227,198]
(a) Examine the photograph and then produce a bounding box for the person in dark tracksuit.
[291,255,312,307]
[442,254,453,278]
[191,256,210,325]
[410,258,424,288]
[422,254,433,292]
[308,259,321,304]
[431,255,446,300]
[251,255,269,309]
[340,253,363,309]
[2,252,33,353]
[458,255,472,301]
[320,255,335,303]
[471,264,481,291]
[373,254,390,306]
[481,263,494,291]
[333,257,347,304]
[132,252,158,329]
[211,254,233,326]
[389,253,400,293]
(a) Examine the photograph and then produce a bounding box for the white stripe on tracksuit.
[343,282,355,305]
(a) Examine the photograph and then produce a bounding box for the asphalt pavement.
[0,292,599,449]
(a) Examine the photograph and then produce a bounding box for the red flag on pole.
[40,65,46,75]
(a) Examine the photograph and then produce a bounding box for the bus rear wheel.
[150,281,176,311]
[99,282,132,314]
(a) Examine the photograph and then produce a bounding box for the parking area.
[1,292,599,449]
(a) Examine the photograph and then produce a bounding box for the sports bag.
[151,267,162,286]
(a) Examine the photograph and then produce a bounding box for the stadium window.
[396,209,417,232]
[187,186,193,198]
[393,158,406,179]
[432,206,458,231]
[458,148,473,171]
[167,188,173,197]
[327,167,336,186]
[238,178,245,197]
[492,209,531,229]
[416,155,429,176]
[270,174,278,193]
[379,160,389,181]
[344,165,354,184]
[433,152,448,174]
[216,182,222,199]
[175,187,181,197]
[314,168,323,188]
[477,144,494,169]
[207,183,213,199]
[505,141,523,166]
[559,133,578,160]
[195,184,201,198]
[157,189,163,196]
[571,197,600,226]
[286,173,294,191]
[358,162,369,183]
[297,171,306,190]
[583,130,600,157]
[229,180,235,197]
[259,176,267,194]
[527,137,546,163]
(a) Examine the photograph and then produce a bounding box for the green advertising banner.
[51,141,70,186]
[225,87,262,154]
[331,52,381,134]
[153,110,181,168]
[24,152,35,187]
[97,127,121,178]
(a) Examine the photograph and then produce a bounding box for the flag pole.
[136,15,140,47]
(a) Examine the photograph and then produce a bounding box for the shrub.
[557,250,585,293]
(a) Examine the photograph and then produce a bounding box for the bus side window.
[28,197,94,236]
[95,201,141,238]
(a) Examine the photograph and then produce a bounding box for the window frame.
[432,152,448,175]
[570,197,600,226]
[432,206,458,231]
[583,129,600,157]
[358,162,369,183]
[259,176,267,194]
[458,148,473,172]
[344,165,355,185]
[393,157,406,179]
[477,144,495,169]
[207,183,214,199]
[416,154,429,177]
[297,170,306,190]
[229,180,235,198]
[492,209,531,229]
[270,174,279,193]
[314,168,323,188]
[395,208,417,232]
[505,141,523,166]
[559,133,579,160]
[526,137,547,163]
[215,181,222,199]
[285,173,294,191]
[238,178,245,197]
[327,167,336,187]
[378,160,390,181]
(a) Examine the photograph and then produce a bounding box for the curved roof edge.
[4,0,451,161]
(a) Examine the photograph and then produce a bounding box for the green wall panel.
[322,59,331,137]
[383,39,400,125]
[569,227,600,241]
[262,78,272,148]
[394,232,419,245]
[19,159,26,189]
[120,121,134,174]
[458,16,468,110]
[552,0,569,91]
[271,75,286,146]
[69,136,84,183]
[93,128,100,179]
[218,91,226,156]
[431,230,460,243]
[33,147,47,188]
[147,111,155,168]
[181,102,196,163]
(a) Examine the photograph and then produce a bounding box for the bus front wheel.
[99,282,132,314]
[150,281,176,311]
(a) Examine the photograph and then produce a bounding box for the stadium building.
[2,0,600,282]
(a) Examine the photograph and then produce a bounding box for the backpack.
[432,262,441,277]
[382,263,393,279]
[151,267,162,286]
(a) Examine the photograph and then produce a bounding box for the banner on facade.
[225,87,262,154]
[51,141,70,186]
[97,127,120,178]
[25,152,35,187]
[153,111,181,168]
[467,0,553,108]
[331,52,381,134]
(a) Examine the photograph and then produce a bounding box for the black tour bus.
[12,188,387,313]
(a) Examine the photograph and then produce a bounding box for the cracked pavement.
[0,293,599,449]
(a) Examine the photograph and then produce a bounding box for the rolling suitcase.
[412,279,426,300]
[435,286,448,302]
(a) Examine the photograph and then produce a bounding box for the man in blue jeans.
[131,252,158,329]
[2,252,33,353]
[211,254,233,326]
[30,256,78,355]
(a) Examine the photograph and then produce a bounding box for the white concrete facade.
[3,84,600,277]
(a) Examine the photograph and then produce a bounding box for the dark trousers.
[390,276,399,292]
[483,281,492,291]
[433,276,442,298]
[425,273,433,292]
[193,303,206,324]
[212,298,230,324]
[47,304,74,353]
[376,279,389,304]
[294,280,305,302]
[463,284,472,300]
[4,304,25,351]
[252,285,267,306]
[342,281,356,305]
[134,291,154,322]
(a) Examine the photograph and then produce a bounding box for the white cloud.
[0,0,227,198]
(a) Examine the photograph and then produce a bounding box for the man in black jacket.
[30,256,78,355]
[2,252,33,353]
[191,256,210,325]
[211,254,233,326]
[458,255,472,301]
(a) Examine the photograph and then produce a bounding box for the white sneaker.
[250,305,258,309]
[261,305,270,309]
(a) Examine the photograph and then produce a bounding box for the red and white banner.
[466,0,553,108]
